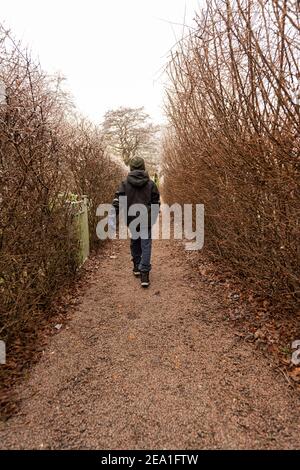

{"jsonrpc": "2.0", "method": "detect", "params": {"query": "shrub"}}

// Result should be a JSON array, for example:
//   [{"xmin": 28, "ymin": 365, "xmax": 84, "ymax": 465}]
[
  {"xmin": 162, "ymin": 0, "xmax": 300, "ymax": 312},
  {"xmin": 0, "ymin": 27, "xmax": 123, "ymax": 415}
]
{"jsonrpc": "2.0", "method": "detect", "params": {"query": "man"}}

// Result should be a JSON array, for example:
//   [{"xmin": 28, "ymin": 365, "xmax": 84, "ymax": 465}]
[{"xmin": 111, "ymin": 156, "xmax": 160, "ymax": 288}]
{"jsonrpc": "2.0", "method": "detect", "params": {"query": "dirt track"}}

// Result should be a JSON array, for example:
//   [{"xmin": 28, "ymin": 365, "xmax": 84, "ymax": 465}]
[{"xmin": 1, "ymin": 238, "xmax": 300, "ymax": 449}]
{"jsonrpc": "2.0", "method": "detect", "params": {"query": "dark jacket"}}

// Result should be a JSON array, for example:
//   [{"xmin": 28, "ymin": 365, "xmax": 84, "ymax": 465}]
[{"xmin": 112, "ymin": 170, "xmax": 160, "ymax": 227}]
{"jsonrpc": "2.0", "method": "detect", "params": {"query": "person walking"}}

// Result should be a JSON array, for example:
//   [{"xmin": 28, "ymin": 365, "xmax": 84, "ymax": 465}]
[{"xmin": 111, "ymin": 156, "xmax": 160, "ymax": 287}]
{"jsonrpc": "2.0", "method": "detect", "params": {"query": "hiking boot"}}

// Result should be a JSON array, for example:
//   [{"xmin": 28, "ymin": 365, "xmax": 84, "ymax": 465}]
[
  {"xmin": 140, "ymin": 271, "xmax": 150, "ymax": 288},
  {"xmin": 133, "ymin": 264, "xmax": 140, "ymax": 276}
]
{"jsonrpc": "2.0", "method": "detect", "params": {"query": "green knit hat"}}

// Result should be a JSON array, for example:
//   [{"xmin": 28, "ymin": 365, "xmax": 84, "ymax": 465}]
[{"xmin": 129, "ymin": 156, "xmax": 145, "ymax": 171}]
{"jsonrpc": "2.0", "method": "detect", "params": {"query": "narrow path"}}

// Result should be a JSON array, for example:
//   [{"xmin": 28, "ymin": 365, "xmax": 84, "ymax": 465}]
[{"xmin": 1, "ymin": 239, "xmax": 300, "ymax": 449}]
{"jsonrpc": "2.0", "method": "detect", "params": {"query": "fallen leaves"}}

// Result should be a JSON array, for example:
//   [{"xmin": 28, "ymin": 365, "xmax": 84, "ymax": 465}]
[
  {"xmin": 288, "ymin": 368, "xmax": 300, "ymax": 383},
  {"xmin": 127, "ymin": 333, "xmax": 136, "ymax": 341},
  {"xmin": 0, "ymin": 248, "xmax": 103, "ymax": 420},
  {"xmin": 184, "ymin": 249, "xmax": 300, "ymax": 393}
]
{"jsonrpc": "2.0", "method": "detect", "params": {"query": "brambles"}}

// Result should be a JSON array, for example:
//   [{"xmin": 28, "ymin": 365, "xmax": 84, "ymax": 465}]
[{"xmin": 162, "ymin": 0, "xmax": 300, "ymax": 313}]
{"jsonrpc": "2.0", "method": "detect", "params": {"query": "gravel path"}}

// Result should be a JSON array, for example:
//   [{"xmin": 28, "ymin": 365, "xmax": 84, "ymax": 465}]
[{"xmin": 1, "ymin": 238, "xmax": 300, "ymax": 449}]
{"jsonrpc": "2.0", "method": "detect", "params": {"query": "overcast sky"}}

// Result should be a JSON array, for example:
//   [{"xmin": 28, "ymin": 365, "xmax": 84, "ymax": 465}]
[{"xmin": 1, "ymin": 0, "xmax": 202, "ymax": 124}]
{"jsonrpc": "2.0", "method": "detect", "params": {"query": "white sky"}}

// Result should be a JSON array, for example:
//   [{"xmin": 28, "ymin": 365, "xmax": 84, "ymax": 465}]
[{"xmin": 0, "ymin": 0, "xmax": 202, "ymax": 124}]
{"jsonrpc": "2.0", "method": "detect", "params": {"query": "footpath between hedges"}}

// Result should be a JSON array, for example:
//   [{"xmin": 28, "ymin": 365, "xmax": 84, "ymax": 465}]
[{"xmin": 1, "ymin": 238, "xmax": 300, "ymax": 449}]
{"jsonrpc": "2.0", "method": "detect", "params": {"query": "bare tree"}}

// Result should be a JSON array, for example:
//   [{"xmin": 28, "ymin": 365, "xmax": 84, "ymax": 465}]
[{"xmin": 102, "ymin": 106, "xmax": 160, "ymax": 168}]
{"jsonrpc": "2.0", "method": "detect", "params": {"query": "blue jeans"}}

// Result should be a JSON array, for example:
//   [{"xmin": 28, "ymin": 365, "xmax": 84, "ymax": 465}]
[{"xmin": 130, "ymin": 228, "xmax": 152, "ymax": 272}]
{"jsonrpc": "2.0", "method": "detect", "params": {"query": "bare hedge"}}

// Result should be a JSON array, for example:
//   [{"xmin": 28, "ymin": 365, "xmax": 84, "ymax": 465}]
[
  {"xmin": 162, "ymin": 0, "xmax": 300, "ymax": 312},
  {"xmin": 65, "ymin": 118, "xmax": 124, "ymax": 246},
  {"xmin": 0, "ymin": 26, "xmax": 123, "ymax": 404}
]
